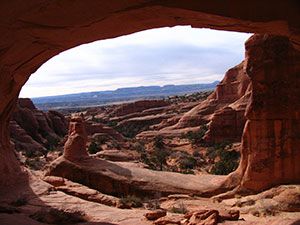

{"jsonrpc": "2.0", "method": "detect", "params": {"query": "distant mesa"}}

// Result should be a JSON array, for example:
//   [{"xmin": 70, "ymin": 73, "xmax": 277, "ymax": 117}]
[{"xmin": 31, "ymin": 82, "xmax": 219, "ymax": 110}]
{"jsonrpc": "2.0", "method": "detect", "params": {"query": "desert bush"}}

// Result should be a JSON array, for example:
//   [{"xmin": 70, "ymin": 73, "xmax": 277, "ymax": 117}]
[
  {"xmin": 185, "ymin": 124, "xmax": 208, "ymax": 145},
  {"xmin": 211, "ymin": 149, "xmax": 240, "ymax": 175},
  {"xmin": 106, "ymin": 120, "xmax": 118, "ymax": 127},
  {"xmin": 192, "ymin": 150, "xmax": 201, "ymax": 157},
  {"xmin": 88, "ymin": 141, "xmax": 101, "ymax": 154},
  {"xmin": 46, "ymin": 135, "xmax": 59, "ymax": 151},
  {"xmin": 153, "ymin": 135, "xmax": 164, "ymax": 149},
  {"xmin": 180, "ymin": 156, "xmax": 197, "ymax": 170},
  {"xmin": 169, "ymin": 202, "xmax": 188, "ymax": 214},
  {"xmin": 153, "ymin": 148, "xmax": 170, "ymax": 171},
  {"xmin": 119, "ymin": 195, "xmax": 143, "ymax": 208},
  {"xmin": 132, "ymin": 141, "xmax": 145, "ymax": 152}
]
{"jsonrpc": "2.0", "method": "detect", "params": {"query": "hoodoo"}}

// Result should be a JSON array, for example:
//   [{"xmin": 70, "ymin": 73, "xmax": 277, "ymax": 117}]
[{"xmin": 63, "ymin": 116, "xmax": 89, "ymax": 161}]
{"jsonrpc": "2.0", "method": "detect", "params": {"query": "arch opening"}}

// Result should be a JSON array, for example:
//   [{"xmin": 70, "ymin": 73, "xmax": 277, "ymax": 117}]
[
  {"xmin": 0, "ymin": 2, "xmax": 300, "ymax": 216},
  {"xmin": 15, "ymin": 27, "xmax": 250, "ymax": 185}
]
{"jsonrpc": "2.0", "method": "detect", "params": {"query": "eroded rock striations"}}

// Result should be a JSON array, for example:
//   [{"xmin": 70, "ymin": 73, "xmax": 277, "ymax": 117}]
[
  {"xmin": 10, "ymin": 98, "xmax": 68, "ymax": 155},
  {"xmin": 226, "ymin": 34, "xmax": 300, "ymax": 192},
  {"xmin": 138, "ymin": 61, "xmax": 250, "ymax": 144}
]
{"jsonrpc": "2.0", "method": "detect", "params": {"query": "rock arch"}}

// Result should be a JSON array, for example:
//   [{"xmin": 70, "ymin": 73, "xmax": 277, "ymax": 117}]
[{"xmin": 1, "ymin": 1, "xmax": 300, "ymax": 191}]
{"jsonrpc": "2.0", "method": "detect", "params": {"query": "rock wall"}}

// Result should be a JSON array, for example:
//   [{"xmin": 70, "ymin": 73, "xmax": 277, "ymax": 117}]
[
  {"xmin": 141, "ymin": 61, "xmax": 250, "ymax": 143},
  {"xmin": 10, "ymin": 98, "xmax": 68, "ymax": 156},
  {"xmin": 230, "ymin": 34, "xmax": 300, "ymax": 192},
  {"xmin": 203, "ymin": 62, "xmax": 251, "ymax": 143}
]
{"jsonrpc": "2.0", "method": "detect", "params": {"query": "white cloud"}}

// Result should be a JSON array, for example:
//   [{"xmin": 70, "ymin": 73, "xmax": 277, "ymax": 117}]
[{"xmin": 20, "ymin": 26, "xmax": 252, "ymax": 98}]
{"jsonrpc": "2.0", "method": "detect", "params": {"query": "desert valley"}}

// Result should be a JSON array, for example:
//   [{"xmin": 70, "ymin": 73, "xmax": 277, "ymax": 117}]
[
  {"xmin": 5, "ymin": 49, "xmax": 300, "ymax": 224},
  {"xmin": 1, "ymin": 1, "xmax": 300, "ymax": 225}
]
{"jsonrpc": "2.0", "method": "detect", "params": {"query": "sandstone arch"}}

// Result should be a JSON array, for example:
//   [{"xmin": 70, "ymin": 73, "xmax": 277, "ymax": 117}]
[{"xmin": 1, "ymin": 1, "xmax": 300, "ymax": 192}]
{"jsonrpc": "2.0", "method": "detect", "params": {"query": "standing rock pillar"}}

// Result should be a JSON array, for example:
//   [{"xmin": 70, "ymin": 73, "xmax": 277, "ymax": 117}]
[
  {"xmin": 63, "ymin": 116, "xmax": 89, "ymax": 161},
  {"xmin": 230, "ymin": 34, "xmax": 300, "ymax": 192}
]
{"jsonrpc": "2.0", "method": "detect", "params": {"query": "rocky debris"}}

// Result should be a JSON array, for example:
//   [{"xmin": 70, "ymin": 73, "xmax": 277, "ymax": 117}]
[
  {"xmin": 185, "ymin": 209, "xmax": 219, "ymax": 225},
  {"xmin": 183, "ymin": 209, "xmax": 239, "ymax": 225},
  {"xmin": 144, "ymin": 209, "xmax": 167, "ymax": 220},
  {"xmin": 110, "ymin": 100, "xmax": 169, "ymax": 117},
  {"xmin": 43, "ymin": 176, "xmax": 119, "ymax": 207},
  {"xmin": 10, "ymin": 98, "xmax": 68, "ymax": 155},
  {"xmin": 153, "ymin": 215, "xmax": 183, "ymax": 225},
  {"xmin": 218, "ymin": 209, "xmax": 240, "ymax": 221},
  {"xmin": 150, "ymin": 209, "xmax": 240, "ymax": 225},
  {"xmin": 63, "ymin": 116, "xmax": 89, "ymax": 161},
  {"xmin": 223, "ymin": 185, "xmax": 300, "ymax": 214}
]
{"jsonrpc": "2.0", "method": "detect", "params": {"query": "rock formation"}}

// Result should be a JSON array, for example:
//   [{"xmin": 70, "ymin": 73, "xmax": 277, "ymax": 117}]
[
  {"xmin": 110, "ymin": 100, "xmax": 169, "ymax": 117},
  {"xmin": 225, "ymin": 34, "xmax": 300, "ymax": 193},
  {"xmin": 63, "ymin": 116, "xmax": 89, "ymax": 161},
  {"xmin": 0, "ymin": 1, "xmax": 300, "ymax": 192},
  {"xmin": 10, "ymin": 98, "xmax": 68, "ymax": 155},
  {"xmin": 138, "ymin": 61, "xmax": 250, "ymax": 143}
]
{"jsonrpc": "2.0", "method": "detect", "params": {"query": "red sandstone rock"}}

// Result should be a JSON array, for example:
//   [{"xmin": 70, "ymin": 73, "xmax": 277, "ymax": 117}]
[
  {"xmin": 138, "ymin": 61, "xmax": 250, "ymax": 143},
  {"xmin": 46, "ymin": 156, "xmax": 227, "ymax": 197},
  {"xmin": 110, "ymin": 100, "xmax": 169, "ymax": 117},
  {"xmin": 85, "ymin": 122, "xmax": 124, "ymax": 142},
  {"xmin": 224, "ymin": 34, "xmax": 300, "ymax": 192},
  {"xmin": 186, "ymin": 210, "xmax": 219, "ymax": 225},
  {"xmin": 144, "ymin": 209, "xmax": 167, "ymax": 220},
  {"xmin": 218, "ymin": 209, "xmax": 240, "ymax": 221},
  {"xmin": 1, "ymin": 0, "xmax": 300, "ymax": 193},
  {"xmin": 10, "ymin": 98, "xmax": 67, "ymax": 155},
  {"xmin": 63, "ymin": 116, "xmax": 89, "ymax": 161},
  {"xmin": 47, "ymin": 110, "xmax": 68, "ymax": 136}
]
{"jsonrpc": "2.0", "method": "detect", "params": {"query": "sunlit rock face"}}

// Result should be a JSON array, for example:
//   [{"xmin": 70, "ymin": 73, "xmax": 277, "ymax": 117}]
[
  {"xmin": 202, "ymin": 62, "xmax": 251, "ymax": 143},
  {"xmin": 0, "ymin": 1, "xmax": 300, "ymax": 190},
  {"xmin": 234, "ymin": 34, "xmax": 300, "ymax": 191},
  {"xmin": 63, "ymin": 116, "xmax": 89, "ymax": 161}
]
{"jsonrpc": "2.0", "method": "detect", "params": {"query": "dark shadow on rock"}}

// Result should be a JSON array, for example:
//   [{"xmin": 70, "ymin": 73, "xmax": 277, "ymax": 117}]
[{"xmin": 82, "ymin": 223, "xmax": 118, "ymax": 225}]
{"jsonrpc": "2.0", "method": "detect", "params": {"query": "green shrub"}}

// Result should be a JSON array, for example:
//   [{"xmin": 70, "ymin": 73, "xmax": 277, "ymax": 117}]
[
  {"xmin": 132, "ymin": 141, "xmax": 145, "ymax": 152},
  {"xmin": 106, "ymin": 120, "xmax": 118, "ymax": 127},
  {"xmin": 88, "ymin": 141, "xmax": 101, "ymax": 154},
  {"xmin": 119, "ymin": 195, "xmax": 143, "ymax": 208},
  {"xmin": 210, "ymin": 149, "xmax": 240, "ymax": 175},
  {"xmin": 192, "ymin": 150, "xmax": 201, "ymax": 157},
  {"xmin": 46, "ymin": 135, "xmax": 59, "ymax": 151},
  {"xmin": 180, "ymin": 156, "xmax": 197, "ymax": 170},
  {"xmin": 153, "ymin": 135, "xmax": 164, "ymax": 149},
  {"xmin": 185, "ymin": 124, "xmax": 208, "ymax": 145},
  {"xmin": 170, "ymin": 202, "xmax": 188, "ymax": 214}
]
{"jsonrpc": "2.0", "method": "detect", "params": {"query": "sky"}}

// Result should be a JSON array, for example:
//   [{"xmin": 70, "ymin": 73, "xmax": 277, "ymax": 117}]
[{"xmin": 20, "ymin": 26, "xmax": 252, "ymax": 98}]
